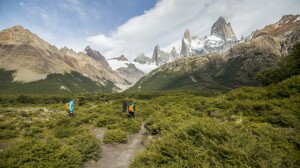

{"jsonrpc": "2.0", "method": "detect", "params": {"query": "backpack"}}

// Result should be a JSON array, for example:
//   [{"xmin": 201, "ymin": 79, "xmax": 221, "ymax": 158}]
[
  {"xmin": 65, "ymin": 103, "xmax": 69, "ymax": 111},
  {"xmin": 128, "ymin": 104, "xmax": 134, "ymax": 112}
]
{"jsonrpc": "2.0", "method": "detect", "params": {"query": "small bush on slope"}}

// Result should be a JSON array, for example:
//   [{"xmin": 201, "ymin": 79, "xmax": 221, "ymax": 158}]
[
  {"xmin": 0, "ymin": 139, "xmax": 82, "ymax": 168},
  {"xmin": 67, "ymin": 133, "xmax": 101, "ymax": 161},
  {"xmin": 103, "ymin": 128, "xmax": 128, "ymax": 144}
]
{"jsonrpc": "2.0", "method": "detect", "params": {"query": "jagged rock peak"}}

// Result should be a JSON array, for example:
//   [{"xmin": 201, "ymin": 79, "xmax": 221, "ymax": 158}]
[
  {"xmin": 170, "ymin": 47, "xmax": 179, "ymax": 59},
  {"xmin": 171, "ymin": 47, "xmax": 177, "ymax": 53},
  {"xmin": 85, "ymin": 45, "xmax": 91, "ymax": 50},
  {"xmin": 134, "ymin": 52, "xmax": 152, "ymax": 65},
  {"xmin": 84, "ymin": 45, "xmax": 111, "ymax": 70},
  {"xmin": 184, "ymin": 29, "xmax": 191, "ymax": 40},
  {"xmin": 152, "ymin": 45, "xmax": 161, "ymax": 66},
  {"xmin": 279, "ymin": 14, "xmax": 300, "ymax": 23},
  {"xmin": 60, "ymin": 46, "xmax": 76, "ymax": 53},
  {"xmin": 211, "ymin": 16, "xmax": 237, "ymax": 42},
  {"xmin": 216, "ymin": 17, "xmax": 226, "ymax": 25},
  {"xmin": 109, "ymin": 55, "xmax": 128, "ymax": 61},
  {"xmin": 180, "ymin": 38, "xmax": 189, "ymax": 57},
  {"xmin": 84, "ymin": 45, "xmax": 102, "ymax": 56},
  {"xmin": 154, "ymin": 45, "xmax": 161, "ymax": 51},
  {"xmin": 117, "ymin": 55, "xmax": 128, "ymax": 61}
]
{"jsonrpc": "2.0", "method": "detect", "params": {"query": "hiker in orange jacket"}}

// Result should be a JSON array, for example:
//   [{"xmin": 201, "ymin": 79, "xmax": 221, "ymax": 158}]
[{"xmin": 127, "ymin": 99, "xmax": 136, "ymax": 118}]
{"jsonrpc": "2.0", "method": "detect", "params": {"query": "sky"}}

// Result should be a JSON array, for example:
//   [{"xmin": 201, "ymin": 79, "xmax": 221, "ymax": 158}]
[{"xmin": 1, "ymin": 0, "xmax": 299, "ymax": 60}]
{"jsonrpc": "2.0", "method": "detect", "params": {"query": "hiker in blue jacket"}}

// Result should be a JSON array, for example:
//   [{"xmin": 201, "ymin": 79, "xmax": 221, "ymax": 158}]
[{"xmin": 69, "ymin": 99, "xmax": 75, "ymax": 117}]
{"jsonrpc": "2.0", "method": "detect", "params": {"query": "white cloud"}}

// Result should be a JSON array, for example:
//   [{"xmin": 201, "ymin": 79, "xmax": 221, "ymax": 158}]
[
  {"xmin": 86, "ymin": 0, "xmax": 300, "ymax": 60},
  {"xmin": 87, "ymin": 34, "xmax": 125, "ymax": 50}
]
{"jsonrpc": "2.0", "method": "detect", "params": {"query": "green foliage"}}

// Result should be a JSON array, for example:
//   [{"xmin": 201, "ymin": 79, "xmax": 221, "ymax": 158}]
[
  {"xmin": 0, "ymin": 139, "xmax": 82, "ymax": 168},
  {"xmin": 103, "ymin": 129, "xmax": 128, "ymax": 144},
  {"xmin": 131, "ymin": 119, "xmax": 299, "ymax": 167},
  {"xmin": 127, "ymin": 70, "xmax": 230, "ymax": 93},
  {"xmin": 67, "ymin": 133, "xmax": 101, "ymax": 161},
  {"xmin": 256, "ymin": 42, "xmax": 300, "ymax": 85},
  {"xmin": 118, "ymin": 119, "xmax": 141, "ymax": 134},
  {"xmin": 266, "ymin": 75, "xmax": 300, "ymax": 98},
  {"xmin": 0, "ymin": 75, "xmax": 299, "ymax": 167},
  {"xmin": 23, "ymin": 125, "xmax": 43, "ymax": 137},
  {"xmin": 49, "ymin": 117, "xmax": 87, "ymax": 139},
  {"xmin": 129, "ymin": 76, "xmax": 300, "ymax": 167},
  {"xmin": 96, "ymin": 115, "xmax": 121, "ymax": 127},
  {"xmin": 0, "ymin": 122, "xmax": 18, "ymax": 139}
]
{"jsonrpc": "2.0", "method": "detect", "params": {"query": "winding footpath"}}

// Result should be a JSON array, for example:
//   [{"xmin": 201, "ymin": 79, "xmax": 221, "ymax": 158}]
[{"xmin": 84, "ymin": 124, "xmax": 146, "ymax": 168}]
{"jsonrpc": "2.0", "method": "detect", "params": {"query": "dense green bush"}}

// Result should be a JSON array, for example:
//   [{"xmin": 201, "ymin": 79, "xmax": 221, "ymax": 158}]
[
  {"xmin": 103, "ymin": 129, "xmax": 128, "ymax": 144},
  {"xmin": 0, "ymin": 139, "xmax": 82, "ymax": 168},
  {"xmin": 96, "ymin": 115, "xmax": 121, "ymax": 127},
  {"xmin": 67, "ymin": 133, "xmax": 101, "ymax": 161},
  {"xmin": 131, "ymin": 118, "xmax": 299, "ymax": 167},
  {"xmin": 23, "ymin": 125, "xmax": 43, "ymax": 137},
  {"xmin": 0, "ymin": 122, "xmax": 18, "ymax": 139}
]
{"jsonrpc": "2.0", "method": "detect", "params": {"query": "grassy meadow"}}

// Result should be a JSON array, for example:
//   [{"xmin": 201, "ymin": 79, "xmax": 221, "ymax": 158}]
[{"xmin": 0, "ymin": 75, "xmax": 299, "ymax": 167}]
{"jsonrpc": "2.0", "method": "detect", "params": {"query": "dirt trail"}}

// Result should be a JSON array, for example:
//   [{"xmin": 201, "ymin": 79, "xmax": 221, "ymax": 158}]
[{"xmin": 84, "ymin": 124, "xmax": 146, "ymax": 168}]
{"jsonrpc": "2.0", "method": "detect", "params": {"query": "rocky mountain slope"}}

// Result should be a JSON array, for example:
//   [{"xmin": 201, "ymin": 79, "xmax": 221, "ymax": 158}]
[
  {"xmin": 116, "ymin": 63, "xmax": 145, "ymax": 84},
  {"xmin": 128, "ymin": 15, "xmax": 300, "ymax": 92},
  {"xmin": 0, "ymin": 26, "xmax": 129, "ymax": 93},
  {"xmin": 84, "ymin": 46, "xmax": 111, "ymax": 70}
]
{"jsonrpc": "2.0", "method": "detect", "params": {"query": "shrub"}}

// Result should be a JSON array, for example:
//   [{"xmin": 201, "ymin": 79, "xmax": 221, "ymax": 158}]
[
  {"xmin": 16, "ymin": 95, "xmax": 35, "ymax": 104},
  {"xmin": 0, "ymin": 122, "xmax": 18, "ymax": 139},
  {"xmin": 53, "ymin": 126, "xmax": 80, "ymax": 139},
  {"xmin": 73, "ymin": 112, "xmax": 91, "ymax": 125},
  {"xmin": 49, "ymin": 117, "xmax": 85, "ymax": 138},
  {"xmin": 114, "ymin": 119, "xmax": 141, "ymax": 134},
  {"xmin": 266, "ymin": 75, "xmax": 300, "ymax": 98},
  {"xmin": 130, "ymin": 118, "xmax": 299, "ymax": 167},
  {"xmin": 23, "ymin": 125, "xmax": 43, "ymax": 137},
  {"xmin": 103, "ymin": 129, "xmax": 128, "ymax": 144},
  {"xmin": 0, "ymin": 139, "xmax": 82, "ymax": 168},
  {"xmin": 67, "ymin": 133, "xmax": 101, "ymax": 161},
  {"xmin": 95, "ymin": 115, "xmax": 120, "ymax": 127}
]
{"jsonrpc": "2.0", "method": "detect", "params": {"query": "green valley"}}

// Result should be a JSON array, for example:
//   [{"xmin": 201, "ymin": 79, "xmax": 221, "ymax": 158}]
[
  {"xmin": 0, "ymin": 69, "xmax": 115, "ymax": 94},
  {"xmin": 0, "ymin": 74, "xmax": 299, "ymax": 167}
]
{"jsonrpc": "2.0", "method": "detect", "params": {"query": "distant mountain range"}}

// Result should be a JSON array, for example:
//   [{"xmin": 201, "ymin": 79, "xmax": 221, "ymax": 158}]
[
  {"xmin": 134, "ymin": 16, "xmax": 242, "ymax": 66},
  {"xmin": 0, "ymin": 14, "xmax": 299, "ymax": 94},
  {"xmin": 128, "ymin": 15, "xmax": 300, "ymax": 93}
]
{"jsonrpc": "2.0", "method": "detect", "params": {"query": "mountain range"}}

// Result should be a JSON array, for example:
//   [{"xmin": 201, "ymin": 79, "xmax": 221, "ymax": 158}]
[
  {"xmin": 133, "ymin": 16, "xmax": 240, "ymax": 66},
  {"xmin": 128, "ymin": 15, "xmax": 300, "ymax": 93},
  {"xmin": 0, "ymin": 26, "xmax": 132, "ymax": 93},
  {"xmin": 0, "ymin": 14, "xmax": 299, "ymax": 94}
]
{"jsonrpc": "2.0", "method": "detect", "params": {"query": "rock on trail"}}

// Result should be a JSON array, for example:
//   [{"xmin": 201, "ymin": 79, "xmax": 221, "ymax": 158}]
[{"xmin": 85, "ymin": 124, "xmax": 146, "ymax": 168}]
